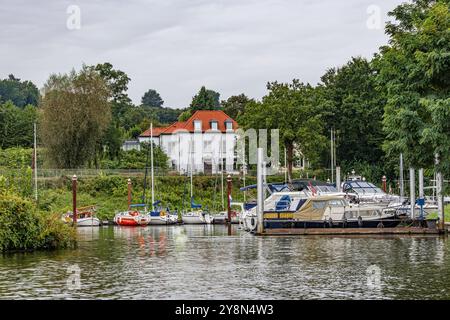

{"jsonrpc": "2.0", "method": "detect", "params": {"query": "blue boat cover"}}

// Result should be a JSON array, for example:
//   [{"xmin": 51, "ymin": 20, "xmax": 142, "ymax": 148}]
[{"xmin": 191, "ymin": 196, "xmax": 202, "ymax": 209}]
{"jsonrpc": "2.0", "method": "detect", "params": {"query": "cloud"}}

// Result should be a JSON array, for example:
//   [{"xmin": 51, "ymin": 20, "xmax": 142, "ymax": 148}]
[{"xmin": 0, "ymin": 0, "xmax": 403, "ymax": 108}]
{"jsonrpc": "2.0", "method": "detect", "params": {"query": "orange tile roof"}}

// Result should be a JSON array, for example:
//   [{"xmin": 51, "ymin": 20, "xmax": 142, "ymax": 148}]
[
  {"xmin": 140, "ymin": 126, "xmax": 168, "ymax": 137},
  {"xmin": 140, "ymin": 110, "xmax": 237, "ymax": 136},
  {"xmin": 182, "ymin": 110, "xmax": 238, "ymax": 133}
]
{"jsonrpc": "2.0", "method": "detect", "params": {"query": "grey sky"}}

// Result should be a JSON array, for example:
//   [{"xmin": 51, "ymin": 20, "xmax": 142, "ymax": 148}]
[{"xmin": 0, "ymin": 0, "xmax": 404, "ymax": 108}]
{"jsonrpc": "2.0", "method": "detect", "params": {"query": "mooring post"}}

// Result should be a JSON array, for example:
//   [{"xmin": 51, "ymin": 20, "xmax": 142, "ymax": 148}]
[
  {"xmin": 72, "ymin": 175, "xmax": 77, "ymax": 225},
  {"xmin": 409, "ymin": 168, "xmax": 415, "ymax": 220},
  {"xmin": 437, "ymin": 171, "xmax": 444, "ymax": 231},
  {"xmin": 256, "ymin": 148, "xmax": 264, "ymax": 234},
  {"xmin": 400, "ymin": 153, "xmax": 404, "ymax": 203},
  {"xmin": 336, "ymin": 166, "xmax": 341, "ymax": 192},
  {"xmin": 418, "ymin": 169, "xmax": 424, "ymax": 219},
  {"xmin": 227, "ymin": 174, "xmax": 232, "ymax": 224},
  {"xmin": 127, "ymin": 178, "xmax": 132, "ymax": 211},
  {"xmin": 382, "ymin": 175, "xmax": 387, "ymax": 193}
]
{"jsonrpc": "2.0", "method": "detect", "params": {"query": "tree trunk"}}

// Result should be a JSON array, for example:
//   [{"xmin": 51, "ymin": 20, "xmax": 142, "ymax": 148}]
[{"xmin": 286, "ymin": 143, "xmax": 294, "ymax": 184}]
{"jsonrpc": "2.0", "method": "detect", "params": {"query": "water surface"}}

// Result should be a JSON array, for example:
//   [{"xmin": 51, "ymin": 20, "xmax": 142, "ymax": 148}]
[{"xmin": 0, "ymin": 225, "xmax": 449, "ymax": 299}]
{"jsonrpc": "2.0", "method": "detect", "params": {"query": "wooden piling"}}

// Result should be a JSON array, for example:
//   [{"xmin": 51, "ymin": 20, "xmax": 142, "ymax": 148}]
[
  {"xmin": 127, "ymin": 178, "xmax": 132, "ymax": 211},
  {"xmin": 72, "ymin": 175, "xmax": 77, "ymax": 225}
]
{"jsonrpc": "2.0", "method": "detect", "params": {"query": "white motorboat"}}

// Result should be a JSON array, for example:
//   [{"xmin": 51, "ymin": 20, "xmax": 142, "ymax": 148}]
[
  {"xmin": 182, "ymin": 210, "xmax": 214, "ymax": 224},
  {"xmin": 61, "ymin": 205, "xmax": 101, "ymax": 227}
]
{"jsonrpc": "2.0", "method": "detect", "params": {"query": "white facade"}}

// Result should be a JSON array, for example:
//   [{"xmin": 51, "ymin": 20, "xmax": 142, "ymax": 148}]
[{"xmin": 160, "ymin": 129, "xmax": 236, "ymax": 174}]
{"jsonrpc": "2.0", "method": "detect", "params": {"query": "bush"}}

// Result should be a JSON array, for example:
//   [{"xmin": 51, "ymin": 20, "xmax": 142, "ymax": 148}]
[{"xmin": 0, "ymin": 193, "xmax": 76, "ymax": 252}]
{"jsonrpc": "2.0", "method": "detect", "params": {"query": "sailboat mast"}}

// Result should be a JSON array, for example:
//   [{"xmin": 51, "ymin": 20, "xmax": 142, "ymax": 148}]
[
  {"xmin": 221, "ymin": 137, "xmax": 224, "ymax": 211},
  {"xmin": 243, "ymin": 146, "xmax": 246, "ymax": 203},
  {"xmin": 150, "ymin": 123, "xmax": 154, "ymax": 211},
  {"xmin": 190, "ymin": 137, "xmax": 193, "ymax": 199},
  {"xmin": 33, "ymin": 122, "xmax": 38, "ymax": 201}
]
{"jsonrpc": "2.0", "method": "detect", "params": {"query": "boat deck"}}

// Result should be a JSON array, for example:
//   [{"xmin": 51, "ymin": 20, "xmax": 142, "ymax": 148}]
[{"xmin": 256, "ymin": 227, "xmax": 444, "ymax": 236}]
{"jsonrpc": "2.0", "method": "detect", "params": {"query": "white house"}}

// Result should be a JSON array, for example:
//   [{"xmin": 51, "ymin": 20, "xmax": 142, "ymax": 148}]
[{"xmin": 138, "ymin": 110, "xmax": 238, "ymax": 174}]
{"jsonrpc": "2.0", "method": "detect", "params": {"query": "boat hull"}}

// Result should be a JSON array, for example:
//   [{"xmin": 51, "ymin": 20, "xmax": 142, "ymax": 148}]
[
  {"xmin": 264, "ymin": 217, "xmax": 402, "ymax": 229},
  {"xmin": 148, "ymin": 216, "xmax": 178, "ymax": 225},
  {"xmin": 76, "ymin": 217, "xmax": 101, "ymax": 227},
  {"xmin": 182, "ymin": 214, "xmax": 213, "ymax": 224}
]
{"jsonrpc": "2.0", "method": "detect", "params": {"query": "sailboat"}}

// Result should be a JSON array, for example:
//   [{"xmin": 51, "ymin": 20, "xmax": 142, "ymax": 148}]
[
  {"xmin": 146, "ymin": 123, "xmax": 178, "ymax": 225},
  {"xmin": 181, "ymin": 138, "xmax": 213, "ymax": 224}
]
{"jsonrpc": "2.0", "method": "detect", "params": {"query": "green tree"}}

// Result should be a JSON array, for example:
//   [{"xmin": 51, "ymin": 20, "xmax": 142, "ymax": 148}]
[
  {"xmin": 0, "ymin": 75, "xmax": 40, "ymax": 107},
  {"xmin": 375, "ymin": 0, "xmax": 450, "ymax": 173},
  {"xmin": 141, "ymin": 89, "xmax": 164, "ymax": 107},
  {"xmin": 190, "ymin": 86, "xmax": 220, "ymax": 111},
  {"xmin": 221, "ymin": 94, "xmax": 253, "ymax": 119},
  {"xmin": 0, "ymin": 101, "xmax": 37, "ymax": 148},
  {"xmin": 240, "ymin": 80, "xmax": 327, "ymax": 182},
  {"xmin": 40, "ymin": 66, "xmax": 112, "ymax": 168},
  {"xmin": 178, "ymin": 110, "xmax": 192, "ymax": 122},
  {"xmin": 317, "ymin": 57, "xmax": 386, "ymax": 167}
]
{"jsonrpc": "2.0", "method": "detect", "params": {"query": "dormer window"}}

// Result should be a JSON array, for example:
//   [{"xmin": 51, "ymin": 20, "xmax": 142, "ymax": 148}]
[
  {"xmin": 225, "ymin": 120, "xmax": 233, "ymax": 130},
  {"xmin": 194, "ymin": 120, "xmax": 202, "ymax": 131},
  {"xmin": 210, "ymin": 120, "xmax": 218, "ymax": 130}
]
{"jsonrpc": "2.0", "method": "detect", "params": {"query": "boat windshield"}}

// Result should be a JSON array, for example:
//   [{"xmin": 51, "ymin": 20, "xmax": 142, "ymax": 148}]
[
  {"xmin": 344, "ymin": 181, "xmax": 384, "ymax": 195},
  {"xmin": 315, "ymin": 185, "xmax": 338, "ymax": 193},
  {"xmin": 264, "ymin": 194, "xmax": 306, "ymax": 212}
]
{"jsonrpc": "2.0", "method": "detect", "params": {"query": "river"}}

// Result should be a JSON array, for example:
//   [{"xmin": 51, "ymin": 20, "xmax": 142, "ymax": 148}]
[{"xmin": 0, "ymin": 225, "xmax": 449, "ymax": 299}]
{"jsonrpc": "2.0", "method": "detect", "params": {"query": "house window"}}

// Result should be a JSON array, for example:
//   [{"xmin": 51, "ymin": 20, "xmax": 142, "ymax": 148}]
[
  {"xmin": 194, "ymin": 120, "xmax": 202, "ymax": 131},
  {"xmin": 225, "ymin": 121, "xmax": 233, "ymax": 130},
  {"xmin": 204, "ymin": 140, "xmax": 212, "ymax": 152},
  {"xmin": 210, "ymin": 121, "xmax": 218, "ymax": 130}
]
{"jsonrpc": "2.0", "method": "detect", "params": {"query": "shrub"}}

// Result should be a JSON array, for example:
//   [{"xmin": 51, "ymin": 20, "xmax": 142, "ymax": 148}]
[{"xmin": 0, "ymin": 193, "xmax": 76, "ymax": 252}]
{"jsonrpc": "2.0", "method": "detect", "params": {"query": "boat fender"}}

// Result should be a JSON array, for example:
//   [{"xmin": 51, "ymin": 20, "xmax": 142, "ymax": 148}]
[
  {"xmin": 358, "ymin": 216, "xmax": 363, "ymax": 227},
  {"xmin": 249, "ymin": 217, "xmax": 257, "ymax": 230}
]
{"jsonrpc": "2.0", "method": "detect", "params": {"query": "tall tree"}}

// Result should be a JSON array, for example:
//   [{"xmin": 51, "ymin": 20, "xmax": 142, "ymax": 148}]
[
  {"xmin": 221, "ymin": 94, "xmax": 253, "ymax": 119},
  {"xmin": 0, "ymin": 75, "xmax": 40, "ymax": 107},
  {"xmin": 0, "ymin": 102, "xmax": 37, "ymax": 148},
  {"xmin": 240, "ymin": 80, "xmax": 327, "ymax": 182},
  {"xmin": 40, "ymin": 66, "xmax": 111, "ymax": 168},
  {"xmin": 190, "ymin": 86, "xmax": 220, "ymax": 111},
  {"xmin": 375, "ymin": 0, "xmax": 450, "ymax": 173},
  {"xmin": 141, "ymin": 89, "xmax": 164, "ymax": 107},
  {"xmin": 317, "ymin": 57, "xmax": 386, "ymax": 167}
]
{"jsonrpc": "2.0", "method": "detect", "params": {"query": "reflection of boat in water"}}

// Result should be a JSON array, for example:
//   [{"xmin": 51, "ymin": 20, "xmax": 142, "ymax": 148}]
[
  {"xmin": 264, "ymin": 195, "xmax": 402, "ymax": 229},
  {"xmin": 114, "ymin": 204, "xmax": 150, "ymax": 226},
  {"xmin": 62, "ymin": 205, "xmax": 101, "ymax": 227}
]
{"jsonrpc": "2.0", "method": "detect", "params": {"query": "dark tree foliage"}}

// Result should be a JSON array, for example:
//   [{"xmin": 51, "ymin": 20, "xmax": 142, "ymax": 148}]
[
  {"xmin": 190, "ymin": 86, "xmax": 220, "ymax": 111},
  {"xmin": 0, "ymin": 101, "xmax": 37, "ymax": 148},
  {"xmin": 317, "ymin": 57, "xmax": 386, "ymax": 167},
  {"xmin": 141, "ymin": 89, "xmax": 164, "ymax": 107},
  {"xmin": 221, "ymin": 94, "xmax": 253, "ymax": 119},
  {"xmin": 0, "ymin": 74, "xmax": 40, "ymax": 107}
]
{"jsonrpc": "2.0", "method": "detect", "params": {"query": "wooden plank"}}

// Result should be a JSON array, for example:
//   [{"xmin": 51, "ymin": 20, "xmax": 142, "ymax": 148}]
[{"xmin": 256, "ymin": 227, "xmax": 442, "ymax": 236}]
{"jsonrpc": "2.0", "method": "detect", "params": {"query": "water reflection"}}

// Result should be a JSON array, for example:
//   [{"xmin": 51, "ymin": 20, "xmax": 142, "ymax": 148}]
[{"xmin": 0, "ymin": 225, "xmax": 449, "ymax": 300}]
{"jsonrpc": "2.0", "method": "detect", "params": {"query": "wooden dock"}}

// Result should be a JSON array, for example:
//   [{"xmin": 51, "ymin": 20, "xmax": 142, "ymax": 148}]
[{"xmin": 256, "ymin": 227, "xmax": 444, "ymax": 236}]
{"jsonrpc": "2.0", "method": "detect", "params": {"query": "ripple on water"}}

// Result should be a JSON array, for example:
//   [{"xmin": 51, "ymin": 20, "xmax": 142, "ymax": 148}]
[{"xmin": 1, "ymin": 226, "xmax": 450, "ymax": 299}]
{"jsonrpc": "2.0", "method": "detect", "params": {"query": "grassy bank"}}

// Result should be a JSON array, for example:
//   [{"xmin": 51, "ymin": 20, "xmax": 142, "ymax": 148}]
[{"xmin": 36, "ymin": 174, "xmax": 261, "ymax": 221}]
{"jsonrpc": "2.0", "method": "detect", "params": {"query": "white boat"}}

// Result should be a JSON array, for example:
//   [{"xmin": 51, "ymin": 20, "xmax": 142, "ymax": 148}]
[
  {"xmin": 148, "ymin": 210, "xmax": 178, "ymax": 225},
  {"xmin": 62, "ymin": 205, "xmax": 101, "ymax": 227},
  {"xmin": 182, "ymin": 210, "xmax": 214, "ymax": 224}
]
